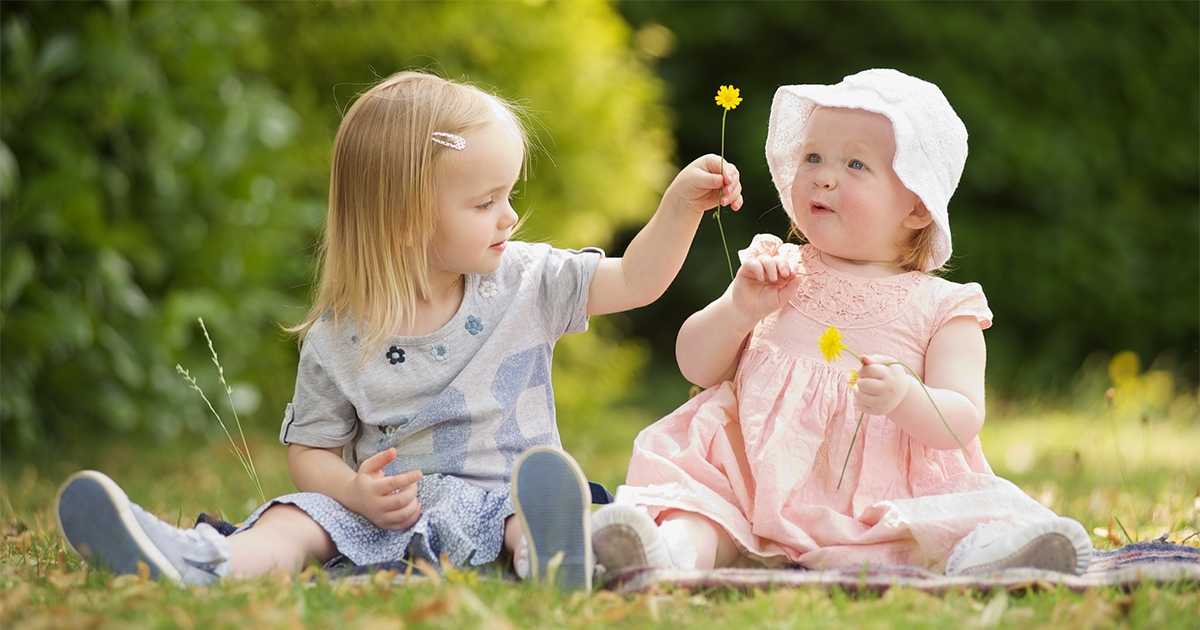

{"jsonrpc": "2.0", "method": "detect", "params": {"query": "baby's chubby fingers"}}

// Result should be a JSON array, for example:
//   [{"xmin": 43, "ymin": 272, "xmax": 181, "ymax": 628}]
[{"xmin": 739, "ymin": 254, "xmax": 794, "ymax": 284}]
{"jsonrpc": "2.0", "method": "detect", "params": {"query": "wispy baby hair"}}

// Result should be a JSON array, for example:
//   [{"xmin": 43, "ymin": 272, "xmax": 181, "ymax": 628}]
[{"xmin": 289, "ymin": 70, "xmax": 529, "ymax": 357}]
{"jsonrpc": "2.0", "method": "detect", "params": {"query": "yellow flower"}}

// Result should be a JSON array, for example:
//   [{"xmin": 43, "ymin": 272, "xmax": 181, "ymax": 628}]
[
  {"xmin": 817, "ymin": 326, "xmax": 847, "ymax": 363},
  {"xmin": 847, "ymin": 369, "xmax": 859, "ymax": 387},
  {"xmin": 715, "ymin": 85, "xmax": 742, "ymax": 111}
]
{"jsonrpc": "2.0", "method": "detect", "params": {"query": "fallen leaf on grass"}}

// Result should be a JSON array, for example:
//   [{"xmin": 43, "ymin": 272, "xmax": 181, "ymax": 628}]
[
  {"xmin": 47, "ymin": 568, "xmax": 87, "ymax": 589},
  {"xmin": 4, "ymin": 533, "xmax": 33, "ymax": 555},
  {"xmin": 408, "ymin": 593, "xmax": 453, "ymax": 624},
  {"xmin": 412, "ymin": 558, "xmax": 441, "ymax": 587},
  {"xmin": 974, "ymin": 591, "xmax": 1008, "ymax": 628},
  {"xmin": 358, "ymin": 614, "xmax": 407, "ymax": 630},
  {"xmin": 1005, "ymin": 579, "xmax": 1058, "ymax": 593},
  {"xmin": 0, "ymin": 582, "xmax": 32, "ymax": 621},
  {"xmin": 373, "ymin": 568, "xmax": 399, "ymax": 590}
]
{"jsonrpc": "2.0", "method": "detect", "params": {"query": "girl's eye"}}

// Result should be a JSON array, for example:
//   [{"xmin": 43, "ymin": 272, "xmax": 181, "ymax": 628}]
[
  {"xmin": 477, "ymin": 199, "xmax": 494, "ymax": 210},
  {"xmin": 805, "ymin": 153, "xmax": 821, "ymax": 164},
  {"xmin": 849, "ymin": 160, "xmax": 865, "ymax": 170}
]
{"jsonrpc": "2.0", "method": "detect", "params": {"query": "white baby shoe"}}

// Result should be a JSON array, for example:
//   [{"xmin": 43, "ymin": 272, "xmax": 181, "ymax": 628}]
[
  {"xmin": 946, "ymin": 517, "xmax": 1093, "ymax": 576},
  {"xmin": 591, "ymin": 504, "xmax": 682, "ymax": 574}
]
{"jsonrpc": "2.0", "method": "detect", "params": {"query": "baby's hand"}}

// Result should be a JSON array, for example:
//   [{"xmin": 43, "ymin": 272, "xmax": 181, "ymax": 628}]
[
  {"xmin": 854, "ymin": 355, "xmax": 911, "ymax": 416},
  {"xmin": 663, "ymin": 154, "xmax": 744, "ymax": 215},
  {"xmin": 344, "ymin": 448, "xmax": 423, "ymax": 531},
  {"xmin": 731, "ymin": 253, "xmax": 802, "ymax": 324}
]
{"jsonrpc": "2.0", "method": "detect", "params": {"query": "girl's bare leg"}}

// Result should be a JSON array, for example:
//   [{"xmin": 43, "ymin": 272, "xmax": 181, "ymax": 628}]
[
  {"xmin": 503, "ymin": 515, "xmax": 524, "ymax": 554},
  {"xmin": 227, "ymin": 504, "xmax": 338, "ymax": 576},
  {"xmin": 659, "ymin": 510, "xmax": 740, "ymax": 569}
]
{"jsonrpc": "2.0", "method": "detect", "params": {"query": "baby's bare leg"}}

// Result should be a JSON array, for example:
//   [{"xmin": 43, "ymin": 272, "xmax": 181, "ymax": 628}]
[
  {"xmin": 660, "ymin": 510, "xmax": 740, "ymax": 569},
  {"xmin": 227, "ymin": 504, "xmax": 338, "ymax": 576}
]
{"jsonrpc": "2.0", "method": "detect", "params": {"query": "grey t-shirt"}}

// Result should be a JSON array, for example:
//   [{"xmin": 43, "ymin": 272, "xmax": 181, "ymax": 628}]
[{"xmin": 280, "ymin": 242, "xmax": 603, "ymax": 491}]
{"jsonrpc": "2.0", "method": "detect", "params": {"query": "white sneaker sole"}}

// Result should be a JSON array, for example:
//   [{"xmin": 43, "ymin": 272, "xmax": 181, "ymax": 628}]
[
  {"xmin": 510, "ymin": 446, "xmax": 593, "ymax": 591},
  {"xmin": 56, "ymin": 470, "xmax": 182, "ymax": 583},
  {"xmin": 591, "ymin": 504, "xmax": 673, "ymax": 573},
  {"xmin": 953, "ymin": 517, "xmax": 1093, "ymax": 576}
]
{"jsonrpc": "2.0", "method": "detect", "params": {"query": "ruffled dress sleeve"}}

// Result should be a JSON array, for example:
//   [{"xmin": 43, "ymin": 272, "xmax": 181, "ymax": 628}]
[{"xmin": 932, "ymin": 281, "xmax": 993, "ymax": 331}]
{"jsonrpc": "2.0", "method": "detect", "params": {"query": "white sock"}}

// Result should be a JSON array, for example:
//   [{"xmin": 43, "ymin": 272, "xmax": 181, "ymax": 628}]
[
  {"xmin": 514, "ymin": 534, "xmax": 530, "ymax": 579},
  {"xmin": 658, "ymin": 520, "xmax": 698, "ymax": 570}
]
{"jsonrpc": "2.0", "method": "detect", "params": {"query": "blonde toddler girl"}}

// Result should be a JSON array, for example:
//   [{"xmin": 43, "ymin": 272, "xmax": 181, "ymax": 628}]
[{"xmin": 56, "ymin": 70, "xmax": 743, "ymax": 591}]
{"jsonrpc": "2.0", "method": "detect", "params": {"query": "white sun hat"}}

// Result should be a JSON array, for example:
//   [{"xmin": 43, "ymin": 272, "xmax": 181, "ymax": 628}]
[{"xmin": 765, "ymin": 68, "xmax": 968, "ymax": 271}]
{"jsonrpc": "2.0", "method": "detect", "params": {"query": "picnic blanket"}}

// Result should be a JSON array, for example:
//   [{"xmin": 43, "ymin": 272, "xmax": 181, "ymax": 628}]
[
  {"xmin": 597, "ymin": 537, "xmax": 1200, "ymax": 595},
  {"xmin": 197, "ymin": 514, "xmax": 1197, "ymax": 593}
]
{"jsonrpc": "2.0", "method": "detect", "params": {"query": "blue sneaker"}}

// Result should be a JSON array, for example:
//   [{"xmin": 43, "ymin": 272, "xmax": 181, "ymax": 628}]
[
  {"xmin": 56, "ymin": 470, "xmax": 232, "ymax": 585},
  {"xmin": 510, "ymin": 446, "xmax": 593, "ymax": 591}
]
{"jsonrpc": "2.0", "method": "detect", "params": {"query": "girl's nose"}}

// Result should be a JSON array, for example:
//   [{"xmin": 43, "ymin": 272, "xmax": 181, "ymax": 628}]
[
  {"xmin": 500, "ymin": 201, "xmax": 519, "ymax": 229},
  {"xmin": 812, "ymin": 165, "xmax": 836, "ymax": 189}
]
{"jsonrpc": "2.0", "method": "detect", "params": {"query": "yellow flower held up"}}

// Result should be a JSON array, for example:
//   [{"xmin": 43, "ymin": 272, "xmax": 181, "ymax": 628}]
[
  {"xmin": 847, "ymin": 369, "xmax": 859, "ymax": 387},
  {"xmin": 715, "ymin": 85, "xmax": 743, "ymax": 111},
  {"xmin": 711, "ymin": 84, "xmax": 744, "ymax": 280},
  {"xmin": 817, "ymin": 326, "xmax": 849, "ymax": 363}
]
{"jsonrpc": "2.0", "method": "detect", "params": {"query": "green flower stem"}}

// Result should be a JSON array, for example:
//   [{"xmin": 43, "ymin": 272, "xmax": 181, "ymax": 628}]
[
  {"xmin": 836, "ymin": 353, "xmax": 968, "ymax": 491},
  {"xmin": 715, "ymin": 109, "xmax": 734, "ymax": 280},
  {"xmin": 888, "ymin": 361, "xmax": 968, "ymax": 453},
  {"xmin": 837, "ymin": 412, "xmax": 865, "ymax": 490}
]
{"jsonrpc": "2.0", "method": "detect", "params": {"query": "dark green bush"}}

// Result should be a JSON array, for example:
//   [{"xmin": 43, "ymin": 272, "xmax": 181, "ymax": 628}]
[{"xmin": 618, "ymin": 1, "xmax": 1199, "ymax": 394}]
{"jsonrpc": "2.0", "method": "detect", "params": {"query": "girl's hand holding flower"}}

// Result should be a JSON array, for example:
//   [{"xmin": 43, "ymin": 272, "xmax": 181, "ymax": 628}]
[
  {"xmin": 853, "ymin": 355, "xmax": 911, "ymax": 416},
  {"xmin": 731, "ymin": 253, "xmax": 802, "ymax": 324},
  {"xmin": 663, "ymin": 154, "xmax": 744, "ymax": 216}
]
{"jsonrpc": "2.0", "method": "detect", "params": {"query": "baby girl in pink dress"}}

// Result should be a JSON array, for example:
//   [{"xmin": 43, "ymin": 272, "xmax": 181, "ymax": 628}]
[{"xmin": 592, "ymin": 69, "xmax": 1093, "ymax": 576}]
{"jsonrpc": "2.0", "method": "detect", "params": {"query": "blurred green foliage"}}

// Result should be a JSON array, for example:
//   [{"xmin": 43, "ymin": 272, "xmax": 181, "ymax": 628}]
[
  {"xmin": 0, "ymin": 1, "xmax": 669, "ymax": 450},
  {"xmin": 2, "ymin": 1, "xmax": 1196, "ymax": 453},
  {"xmin": 1, "ymin": 1, "xmax": 317, "ymax": 449},
  {"xmin": 618, "ymin": 1, "xmax": 1199, "ymax": 395}
]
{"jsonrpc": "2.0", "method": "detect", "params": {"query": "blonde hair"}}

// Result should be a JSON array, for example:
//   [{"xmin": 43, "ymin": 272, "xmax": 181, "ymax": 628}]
[{"xmin": 288, "ymin": 71, "xmax": 529, "ymax": 356}]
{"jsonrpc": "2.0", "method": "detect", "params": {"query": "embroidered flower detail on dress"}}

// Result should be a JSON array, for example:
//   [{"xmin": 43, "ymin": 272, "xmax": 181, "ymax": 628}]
[
  {"xmin": 478, "ymin": 281, "xmax": 499, "ymax": 299},
  {"xmin": 465, "ymin": 315, "xmax": 484, "ymax": 335},
  {"xmin": 386, "ymin": 346, "xmax": 405, "ymax": 365},
  {"xmin": 431, "ymin": 342, "xmax": 450, "ymax": 362}
]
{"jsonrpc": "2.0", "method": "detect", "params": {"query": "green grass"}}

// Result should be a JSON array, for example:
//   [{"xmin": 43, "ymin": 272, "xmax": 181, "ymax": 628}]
[{"xmin": 2, "ymin": 382, "xmax": 1197, "ymax": 629}]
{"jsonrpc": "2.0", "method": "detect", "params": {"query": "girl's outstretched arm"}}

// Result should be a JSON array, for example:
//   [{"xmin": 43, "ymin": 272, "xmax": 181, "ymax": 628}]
[
  {"xmin": 586, "ymin": 154, "xmax": 742, "ymax": 316},
  {"xmin": 677, "ymin": 252, "xmax": 802, "ymax": 388},
  {"xmin": 854, "ymin": 316, "xmax": 987, "ymax": 449},
  {"xmin": 287, "ymin": 444, "xmax": 423, "ymax": 531}
]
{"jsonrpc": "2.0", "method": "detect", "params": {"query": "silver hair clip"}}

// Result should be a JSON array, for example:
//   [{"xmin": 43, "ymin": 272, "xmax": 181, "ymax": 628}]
[{"xmin": 431, "ymin": 132, "xmax": 466, "ymax": 150}]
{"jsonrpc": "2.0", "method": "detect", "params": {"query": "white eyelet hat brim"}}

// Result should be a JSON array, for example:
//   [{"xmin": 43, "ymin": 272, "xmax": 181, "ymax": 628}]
[{"xmin": 766, "ymin": 68, "xmax": 968, "ymax": 271}]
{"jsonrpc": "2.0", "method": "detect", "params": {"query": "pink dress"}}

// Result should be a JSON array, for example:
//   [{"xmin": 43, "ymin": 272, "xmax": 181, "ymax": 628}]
[{"xmin": 617, "ymin": 236, "xmax": 1057, "ymax": 571}]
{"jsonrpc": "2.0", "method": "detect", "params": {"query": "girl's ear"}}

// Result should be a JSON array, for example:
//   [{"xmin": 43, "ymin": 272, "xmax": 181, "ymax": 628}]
[{"xmin": 902, "ymin": 198, "xmax": 933, "ymax": 230}]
